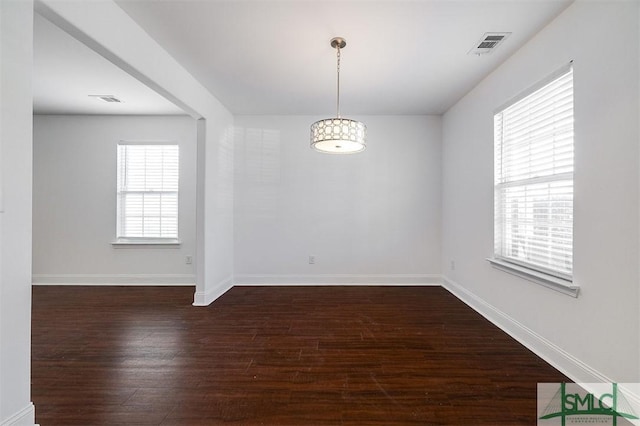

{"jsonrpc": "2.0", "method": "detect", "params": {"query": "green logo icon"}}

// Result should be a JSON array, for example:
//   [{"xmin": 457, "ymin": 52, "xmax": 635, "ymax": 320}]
[{"xmin": 539, "ymin": 383, "xmax": 639, "ymax": 425}]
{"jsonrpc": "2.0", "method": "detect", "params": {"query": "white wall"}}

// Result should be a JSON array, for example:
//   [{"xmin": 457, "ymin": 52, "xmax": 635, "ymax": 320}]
[
  {"xmin": 234, "ymin": 115, "xmax": 441, "ymax": 284},
  {"xmin": 36, "ymin": 0, "xmax": 235, "ymax": 305},
  {"xmin": 202, "ymin": 117, "xmax": 234, "ymax": 301},
  {"xmin": 32, "ymin": 115, "xmax": 197, "ymax": 285},
  {"xmin": 442, "ymin": 0, "xmax": 639, "ymax": 384},
  {"xmin": 0, "ymin": 0, "xmax": 36, "ymax": 423}
]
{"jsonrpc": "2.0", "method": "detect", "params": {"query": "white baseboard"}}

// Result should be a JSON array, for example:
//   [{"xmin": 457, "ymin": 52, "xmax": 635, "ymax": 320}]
[
  {"xmin": 441, "ymin": 275, "xmax": 640, "ymax": 410},
  {"xmin": 442, "ymin": 276, "xmax": 610, "ymax": 383},
  {"xmin": 1, "ymin": 402, "xmax": 36, "ymax": 426},
  {"xmin": 32, "ymin": 274, "xmax": 195, "ymax": 286},
  {"xmin": 617, "ymin": 383, "xmax": 640, "ymax": 421},
  {"xmin": 442, "ymin": 276, "xmax": 640, "ymax": 414},
  {"xmin": 234, "ymin": 274, "xmax": 442, "ymax": 286},
  {"xmin": 193, "ymin": 275, "xmax": 233, "ymax": 306}
]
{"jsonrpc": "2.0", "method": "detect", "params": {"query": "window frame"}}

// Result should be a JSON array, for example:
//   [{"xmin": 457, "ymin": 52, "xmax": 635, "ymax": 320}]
[
  {"xmin": 489, "ymin": 62, "xmax": 579, "ymax": 297},
  {"xmin": 113, "ymin": 141, "xmax": 181, "ymax": 247}
]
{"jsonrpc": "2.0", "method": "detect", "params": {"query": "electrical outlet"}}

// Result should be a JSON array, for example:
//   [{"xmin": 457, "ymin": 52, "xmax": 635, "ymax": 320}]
[
  {"xmin": 308, "ymin": 255, "xmax": 315, "ymax": 264},
  {"xmin": 450, "ymin": 260, "xmax": 455, "ymax": 271},
  {"xmin": 185, "ymin": 255, "xmax": 193, "ymax": 265}
]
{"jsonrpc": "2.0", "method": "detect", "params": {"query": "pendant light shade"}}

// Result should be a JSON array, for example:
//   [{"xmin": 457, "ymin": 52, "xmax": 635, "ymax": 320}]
[
  {"xmin": 310, "ymin": 38, "xmax": 366, "ymax": 154},
  {"xmin": 310, "ymin": 118, "xmax": 366, "ymax": 154}
]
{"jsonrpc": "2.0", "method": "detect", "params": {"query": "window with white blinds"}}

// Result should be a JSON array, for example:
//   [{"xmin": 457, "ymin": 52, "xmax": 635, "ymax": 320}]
[
  {"xmin": 116, "ymin": 143, "xmax": 179, "ymax": 241},
  {"xmin": 494, "ymin": 65, "xmax": 574, "ymax": 280}
]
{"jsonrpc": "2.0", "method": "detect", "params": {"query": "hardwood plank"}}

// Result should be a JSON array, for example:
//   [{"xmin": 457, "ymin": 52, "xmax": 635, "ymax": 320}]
[{"xmin": 32, "ymin": 286, "xmax": 569, "ymax": 425}]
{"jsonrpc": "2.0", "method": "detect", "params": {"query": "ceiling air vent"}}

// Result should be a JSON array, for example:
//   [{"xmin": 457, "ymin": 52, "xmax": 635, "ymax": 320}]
[
  {"xmin": 88, "ymin": 94, "xmax": 122, "ymax": 103},
  {"xmin": 468, "ymin": 32, "xmax": 511, "ymax": 55}
]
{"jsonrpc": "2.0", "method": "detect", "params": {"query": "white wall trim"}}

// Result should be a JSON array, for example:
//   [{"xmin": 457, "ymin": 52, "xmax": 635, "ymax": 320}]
[
  {"xmin": 193, "ymin": 275, "xmax": 233, "ymax": 306},
  {"xmin": 0, "ymin": 402, "xmax": 36, "ymax": 426},
  {"xmin": 441, "ymin": 276, "xmax": 637, "ymax": 389},
  {"xmin": 234, "ymin": 274, "xmax": 441, "ymax": 286},
  {"xmin": 32, "ymin": 274, "xmax": 195, "ymax": 286},
  {"xmin": 487, "ymin": 257, "xmax": 579, "ymax": 298},
  {"xmin": 618, "ymin": 383, "xmax": 640, "ymax": 417},
  {"xmin": 443, "ymin": 276, "xmax": 640, "ymax": 412}
]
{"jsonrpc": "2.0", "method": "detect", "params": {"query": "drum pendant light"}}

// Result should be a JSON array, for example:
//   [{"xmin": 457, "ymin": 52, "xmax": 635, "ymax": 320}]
[{"xmin": 310, "ymin": 37, "xmax": 366, "ymax": 154}]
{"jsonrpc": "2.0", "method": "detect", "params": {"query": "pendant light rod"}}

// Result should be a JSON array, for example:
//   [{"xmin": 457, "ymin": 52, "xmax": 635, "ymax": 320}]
[
  {"xmin": 337, "ymin": 45, "xmax": 340, "ymax": 117},
  {"xmin": 331, "ymin": 37, "xmax": 345, "ymax": 118}
]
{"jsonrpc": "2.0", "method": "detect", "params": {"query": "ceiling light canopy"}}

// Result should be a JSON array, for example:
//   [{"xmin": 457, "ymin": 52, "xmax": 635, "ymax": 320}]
[{"xmin": 310, "ymin": 37, "xmax": 366, "ymax": 154}]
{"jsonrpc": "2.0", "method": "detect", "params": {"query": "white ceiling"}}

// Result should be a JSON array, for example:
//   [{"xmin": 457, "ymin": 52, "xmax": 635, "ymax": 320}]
[
  {"xmin": 34, "ymin": 0, "xmax": 573, "ymax": 116},
  {"xmin": 33, "ymin": 13, "xmax": 186, "ymax": 115}
]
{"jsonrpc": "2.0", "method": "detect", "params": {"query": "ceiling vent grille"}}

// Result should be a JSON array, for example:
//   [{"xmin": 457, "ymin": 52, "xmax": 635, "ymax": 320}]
[
  {"xmin": 469, "ymin": 32, "xmax": 511, "ymax": 55},
  {"xmin": 89, "ymin": 94, "xmax": 122, "ymax": 103}
]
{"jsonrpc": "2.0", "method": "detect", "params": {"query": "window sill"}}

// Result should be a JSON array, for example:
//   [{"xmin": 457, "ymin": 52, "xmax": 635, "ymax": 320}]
[
  {"xmin": 111, "ymin": 239, "xmax": 181, "ymax": 248},
  {"xmin": 487, "ymin": 258, "xmax": 579, "ymax": 298}
]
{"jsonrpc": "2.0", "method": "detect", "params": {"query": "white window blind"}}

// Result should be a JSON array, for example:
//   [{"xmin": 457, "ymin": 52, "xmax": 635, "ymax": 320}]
[
  {"xmin": 494, "ymin": 65, "xmax": 574, "ymax": 280},
  {"xmin": 116, "ymin": 143, "xmax": 179, "ymax": 240}
]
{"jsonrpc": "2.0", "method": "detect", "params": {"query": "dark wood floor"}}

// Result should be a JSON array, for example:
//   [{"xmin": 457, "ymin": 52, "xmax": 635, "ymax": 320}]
[{"xmin": 32, "ymin": 285, "xmax": 568, "ymax": 425}]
